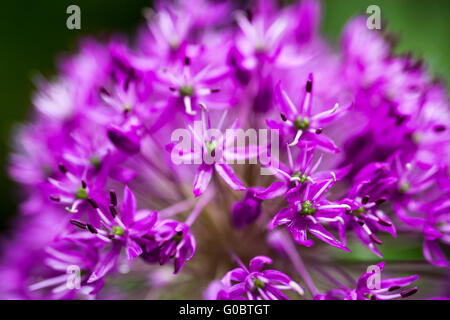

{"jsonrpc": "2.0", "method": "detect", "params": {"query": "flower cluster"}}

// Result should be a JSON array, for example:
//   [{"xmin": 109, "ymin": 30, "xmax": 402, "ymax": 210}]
[{"xmin": 0, "ymin": 0, "xmax": 448, "ymax": 300}]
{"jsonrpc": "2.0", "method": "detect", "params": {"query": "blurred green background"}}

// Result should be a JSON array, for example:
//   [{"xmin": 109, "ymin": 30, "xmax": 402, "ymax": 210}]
[{"xmin": 0, "ymin": 0, "xmax": 449, "ymax": 233}]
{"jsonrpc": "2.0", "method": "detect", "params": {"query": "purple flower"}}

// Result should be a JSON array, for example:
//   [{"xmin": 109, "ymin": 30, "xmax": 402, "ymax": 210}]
[
  {"xmin": 214, "ymin": 255, "xmax": 304, "ymax": 300},
  {"xmin": 231, "ymin": 188, "xmax": 263, "ymax": 228},
  {"xmin": 269, "ymin": 180, "xmax": 350, "ymax": 251},
  {"xmin": 335, "ymin": 162, "xmax": 398, "ymax": 257},
  {"xmin": 140, "ymin": 219, "xmax": 196, "ymax": 274},
  {"xmin": 69, "ymin": 185, "xmax": 157, "ymax": 282},
  {"xmin": 266, "ymin": 75, "xmax": 347, "ymax": 152},
  {"xmin": 257, "ymin": 145, "xmax": 351, "ymax": 200},
  {"xmin": 315, "ymin": 262, "xmax": 419, "ymax": 300}
]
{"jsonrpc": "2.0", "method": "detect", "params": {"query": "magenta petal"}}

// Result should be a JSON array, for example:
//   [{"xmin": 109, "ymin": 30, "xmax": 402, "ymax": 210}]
[
  {"xmin": 193, "ymin": 163, "xmax": 213, "ymax": 197},
  {"xmin": 274, "ymin": 81, "xmax": 297, "ymax": 119},
  {"xmin": 88, "ymin": 242, "xmax": 121, "ymax": 283},
  {"xmin": 256, "ymin": 181, "xmax": 288, "ymax": 200},
  {"xmin": 107, "ymin": 125, "xmax": 140, "ymax": 154},
  {"xmin": 268, "ymin": 208, "xmax": 293, "ymax": 229},
  {"xmin": 121, "ymin": 185, "xmax": 137, "ymax": 226},
  {"xmin": 307, "ymin": 220, "xmax": 350, "ymax": 251},
  {"xmin": 249, "ymin": 255, "xmax": 272, "ymax": 272},
  {"xmin": 423, "ymin": 240, "xmax": 449, "ymax": 267},
  {"xmin": 214, "ymin": 163, "xmax": 246, "ymax": 191},
  {"xmin": 110, "ymin": 166, "xmax": 136, "ymax": 182},
  {"xmin": 126, "ymin": 238, "xmax": 143, "ymax": 260}
]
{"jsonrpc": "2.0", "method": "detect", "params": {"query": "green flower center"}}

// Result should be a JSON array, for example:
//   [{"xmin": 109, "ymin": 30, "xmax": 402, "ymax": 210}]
[
  {"xmin": 253, "ymin": 278, "xmax": 265, "ymax": 289},
  {"xmin": 179, "ymin": 85, "xmax": 194, "ymax": 97},
  {"xmin": 75, "ymin": 187, "xmax": 88, "ymax": 200},
  {"xmin": 90, "ymin": 155, "xmax": 101, "ymax": 168},
  {"xmin": 294, "ymin": 116, "xmax": 309, "ymax": 131},
  {"xmin": 206, "ymin": 140, "xmax": 218, "ymax": 155},
  {"xmin": 292, "ymin": 171, "xmax": 308, "ymax": 184},
  {"xmin": 351, "ymin": 207, "xmax": 365, "ymax": 218},
  {"xmin": 399, "ymin": 182, "xmax": 410, "ymax": 193},
  {"xmin": 113, "ymin": 225, "xmax": 125, "ymax": 236},
  {"xmin": 172, "ymin": 232, "xmax": 183, "ymax": 244},
  {"xmin": 300, "ymin": 200, "xmax": 316, "ymax": 215}
]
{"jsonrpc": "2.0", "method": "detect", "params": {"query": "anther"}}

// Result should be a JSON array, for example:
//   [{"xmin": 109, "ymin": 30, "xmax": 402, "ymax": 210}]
[
  {"xmin": 377, "ymin": 217, "xmax": 392, "ymax": 227},
  {"xmin": 184, "ymin": 56, "xmax": 190, "ymax": 66},
  {"xmin": 49, "ymin": 195, "xmax": 60, "ymax": 202},
  {"xmin": 86, "ymin": 224, "xmax": 98, "ymax": 234},
  {"xmin": 434, "ymin": 125, "xmax": 446, "ymax": 132},
  {"xmin": 81, "ymin": 180, "xmax": 87, "ymax": 189},
  {"xmin": 362, "ymin": 195, "xmax": 370, "ymax": 205},
  {"xmin": 369, "ymin": 233, "xmax": 382, "ymax": 245},
  {"xmin": 70, "ymin": 219, "xmax": 87, "ymax": 230},
  {"xmin": 109, "ymin": 205, "xmax": 118, "ymax": 218},
  {"xmin": 58, "ymin": 164, "xmax": 68, "ymax": 174},
  {"xmin": 87, "ymin": 198, "xmax": 98, "ymax": 209},
  {"xmin": 388, "ymin": 285, "xmax": 401, "ymax": 292},
  {"xmin": 169, "ymin": 87, "xmax": 176, "ymax": 92},
  {"xmin": 400, "ymin": 287, "xmax": 418, "ymax": 298},
  {"xmin": 210, "ymin": 88, "xmax": 220, "ymax": 93},
  {"xmin": 375, "ymin": 198, "xmax": 386, "ymax": 206},
  {"xmin": 110, "ymin": 190, "xmax": 117, "ymax": 206},
  {"xmin": 100, "ymin": 87, "xmax": 111, "ymax": 96},
  {"xmin": 306, "ymin": 80, "xmax": 312, "ymax": 93},
  {"xmin": 280, "ymin": 113, "xmax": 287, "ymax": 121},
  {"xmin": 315, "ymin": 128, "xmax": 323, "ymax": 134}
]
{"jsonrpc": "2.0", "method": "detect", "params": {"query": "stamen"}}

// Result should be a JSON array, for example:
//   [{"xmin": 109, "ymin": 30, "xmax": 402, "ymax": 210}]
[
  {"xmin": 109, "ymin": 205, "xmax": 118, "ymax": 218},
  {"xmin": 87, "ymin": 198, "xmax": 98, "ymax": 209},
  {"xmin": 315, "ymin": 128, "xmax": 323, "ymax": 134},
  {"xmin": 124, "ymin": 69, "xmax": 134, "ymax": 92},
  {"xmin": 306, "ymin": 79, "xmax": 312, "ymax": 93},
  {"xmin": 369, "ymin": 233, "xmax": 382, "ymax": 245},
  {"xmin": 110, "ymin": 190, "xmax": 117, "ymax": 206},
  {"xmin": 388, "ymin": 285, "xmax": 401, "ymax": 292},
  {"xmin": 100, "ymin": 87, "xmax": 111, "ymax": 96},
  {"xmin": 375, "ymin": 198, "xmax": 386, "ymax": 205},
  {"xmin": 210, "ymin": 88, "xmax": 220, "ymax": 93},
  {"xmin": 58, "ymin": 164, "xmax": 68, "ymax": 175},
  {"xmin": 184, "ymin": 96, "xmax": 196, "ymax": 115},
  {"xmin": 81, "ymin": 180, "xmax": 87, "ymax": 189},
  {"xmin": 288, "ymin": 130, "xmax": 303, "ymax": 147},
  {"xmin": 184, "ymin": 56, "xmax": 190, "ymax": 66},
  {"xmin": 400, "ymin": 287, "xmax": 418, "ymax": 298},
  {"xmin": 70, "ymin": 219, "xmax": 87, "ymax": 230},
  {"xmin": 280, "ymin": 113, "xmax": 287, "ymax": 121},
  {"xmin": 86, "ymin": 224, "xmax": 98, "ymax": 234},
  {"xmin": 169, "ymin": 87, "xmax": 176, "ymax": 91},
  {"xmin": 362, "ymin": 195, "xmax": 370, "ymax": 205},
  {"xmin": 377, "ymin": 217, "xmax": 392, "ymax": 227},
  {"xmin": 49, "ymin": 195, "xmax": 60, "ymax": 202}
]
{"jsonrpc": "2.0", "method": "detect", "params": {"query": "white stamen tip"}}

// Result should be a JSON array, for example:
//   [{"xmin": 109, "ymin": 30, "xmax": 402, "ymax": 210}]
[{"xmin": 331, "ymin": 172, "xmax": 336, "ymax": 182}]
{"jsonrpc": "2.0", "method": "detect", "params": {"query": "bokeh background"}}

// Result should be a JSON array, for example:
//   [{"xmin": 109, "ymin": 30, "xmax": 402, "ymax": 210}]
[{"xmin": 0, "ymin": 0, "xmax": 449, "ymax": 237}]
